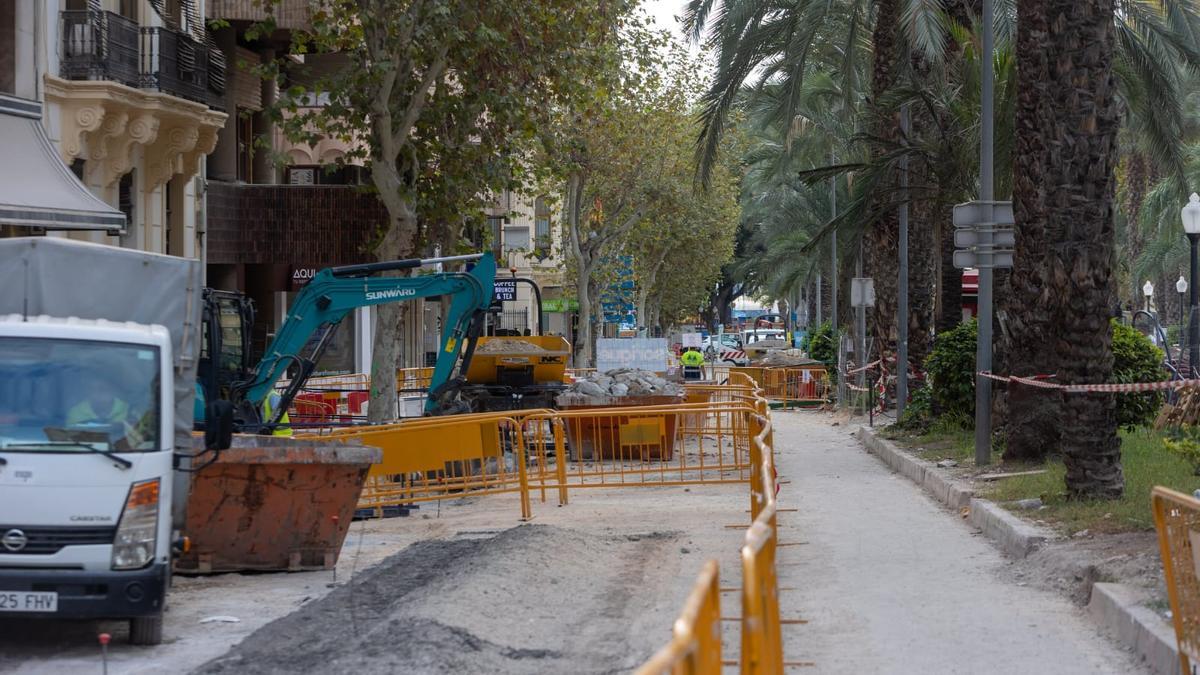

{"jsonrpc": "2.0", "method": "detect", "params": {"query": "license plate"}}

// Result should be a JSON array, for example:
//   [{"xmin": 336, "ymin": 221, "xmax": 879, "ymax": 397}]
[{"xmin": 0, "ymin": 591, "xmax": 57, "ymax": 612}]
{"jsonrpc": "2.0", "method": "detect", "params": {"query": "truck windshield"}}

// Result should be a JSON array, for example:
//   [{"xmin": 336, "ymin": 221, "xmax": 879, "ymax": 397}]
[{"xmin": 0, "ymin": 338, "xmax": 161, "ymax": 453}]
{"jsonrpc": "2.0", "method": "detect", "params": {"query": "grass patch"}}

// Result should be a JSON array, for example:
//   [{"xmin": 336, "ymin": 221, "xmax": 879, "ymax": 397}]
[
  {"xmin": 986, "ymin": 427, "xmax": 1200, "ymax": 534},
  {"xmin": 884, "ymin": 413, "xmax": 980, "ymax": 463}
]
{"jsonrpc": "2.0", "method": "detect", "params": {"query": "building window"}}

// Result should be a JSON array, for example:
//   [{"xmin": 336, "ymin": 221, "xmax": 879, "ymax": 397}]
[
  {"xmin": 488, "ymin": 216, "xmax": 503, "ymax": 259},
  {"xmin": 118, "ymin": 170, "xmax": 135, "ymax": 226},
  {"xmin": 236, "ymin": 111, "xmax": 253, "ymax": 183},
  {"xmin": 534, "ymin": 196, "xmax": 551, "ymax": 256},
  {"xmin": 0, "ymin": 0, "xmax": 14, "ymax": 95},
  {"xmin": 504, "ymin": 226, "xmax": 530, "ymax": 253},
  {"xmin": 69, "ymin": 159, "xmax": 86, "ymax": 181}
]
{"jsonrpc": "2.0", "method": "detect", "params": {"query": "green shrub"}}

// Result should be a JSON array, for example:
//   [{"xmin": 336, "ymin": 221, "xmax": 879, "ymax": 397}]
[
  {"xmin": 1111, "ymin": 319, "xmax": 1166, "ymax": 430},
  {"xmin": 805, "ymin": 320, "xmax": 837, "ymax": 366},
  {"xmin": 924, "ymin": 319, "xmax": 977, "ymax": 419},
  {"xmin": 896, "ymin": 383, "xmax": 933, "ymax": 431}
]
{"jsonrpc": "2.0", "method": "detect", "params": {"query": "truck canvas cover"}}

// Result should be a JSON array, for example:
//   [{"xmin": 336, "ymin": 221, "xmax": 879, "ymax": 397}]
[{"xmin": 0, "ymin": 237, "xmax": 202, "ymax": 449}]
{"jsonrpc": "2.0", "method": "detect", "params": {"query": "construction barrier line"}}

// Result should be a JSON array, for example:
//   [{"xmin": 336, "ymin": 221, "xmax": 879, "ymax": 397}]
[{"xmin": 979, "ymin": 371, "xmax": 1199, "ymax": 393}]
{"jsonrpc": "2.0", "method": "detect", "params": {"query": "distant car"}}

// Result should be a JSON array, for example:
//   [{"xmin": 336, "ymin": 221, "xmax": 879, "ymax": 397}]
[{"xmin": 702, "ymin": 334, "xmax": 748, "ymax": 365}]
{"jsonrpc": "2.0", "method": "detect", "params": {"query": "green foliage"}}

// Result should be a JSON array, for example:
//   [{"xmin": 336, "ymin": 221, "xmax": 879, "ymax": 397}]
[
  {"xmin": 1111, "ymin": 319, "xmax": 1167, "ymax": 430},
  {"xmin": 1163, "ymin": 426, "xmax": 1200, "ymax": 474},
  {"xmin": 803, "ymin": 320, "xmax": 837, "ymax": 366},
  {"xmin": 895, "ymin": 384, "xmax": 932, "ymax": 432},
  {"xmin": 925, "ymin": 319, "xmax": 977, "ymax": 419}
]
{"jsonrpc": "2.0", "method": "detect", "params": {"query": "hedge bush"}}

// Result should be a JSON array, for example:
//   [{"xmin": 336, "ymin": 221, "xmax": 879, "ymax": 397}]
[
  {"xmin": 1111, "ymin": 319, "xmax": 1166, "ymax": 429},
  {"xmin": 924, "ymin": 319, "xmax": 977, "ymax": 419}
]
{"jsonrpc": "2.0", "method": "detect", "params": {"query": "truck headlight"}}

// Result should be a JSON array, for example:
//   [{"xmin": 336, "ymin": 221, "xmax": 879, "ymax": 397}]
[{"xmin": 111, "ymin": 479, "xmax": 159, "ymax": 570}]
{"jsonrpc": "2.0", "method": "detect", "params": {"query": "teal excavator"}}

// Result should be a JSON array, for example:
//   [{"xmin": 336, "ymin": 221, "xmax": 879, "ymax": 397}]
[{"xmin": 196, "ymin": 253, "xmax": 497, "ymax": 432}]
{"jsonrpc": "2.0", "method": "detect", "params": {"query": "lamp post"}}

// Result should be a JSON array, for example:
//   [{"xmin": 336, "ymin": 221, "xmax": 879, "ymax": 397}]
[
  {"xmin": 1178, "ymin": 275, "xmax": 1188, "ymax": 363},
  {"xmin": 1182, "ymin": 194, "xmax": 1200, "ymax": 377},
  {"xmin": 1144, "ymin": 280, "xmax": 1154, "ymax": 315}
]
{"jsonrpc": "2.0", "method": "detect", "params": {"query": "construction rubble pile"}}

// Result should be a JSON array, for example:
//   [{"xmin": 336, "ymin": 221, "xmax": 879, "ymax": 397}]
[
  {"xmin": 558, "ymin": 369, "xmax": 684, "ymax": 404},
  {"xmin": 476, "ymin": 338, "xmax": 548, "ymax": 353},
  {"xmin": 755, "ymin": 351, "xmax": 822, "ymax": 367}
]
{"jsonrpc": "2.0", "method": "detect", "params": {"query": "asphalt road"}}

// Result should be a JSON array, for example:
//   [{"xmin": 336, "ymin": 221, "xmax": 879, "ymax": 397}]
[{"xmin": 773, "ymin": 411, "xmax": 1147, "ymax": 674}]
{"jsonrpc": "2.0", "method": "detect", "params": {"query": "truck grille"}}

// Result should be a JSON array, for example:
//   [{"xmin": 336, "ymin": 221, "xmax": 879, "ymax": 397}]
[{"xmin": 0, "ymin": 525, "xmax": 115, "ymax": 555}]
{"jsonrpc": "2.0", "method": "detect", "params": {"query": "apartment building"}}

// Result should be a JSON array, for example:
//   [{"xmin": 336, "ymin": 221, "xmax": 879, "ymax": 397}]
[{"xmin": 0, "ymin": 0, "xmax": 225, "ymax": 256}]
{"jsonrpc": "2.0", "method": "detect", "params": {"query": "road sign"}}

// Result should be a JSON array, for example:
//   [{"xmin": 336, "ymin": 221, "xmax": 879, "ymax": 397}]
[
  {"xmin": 952, "ymin": 200, "xmax": 1014, "ymax": 226},
  {"xmin": 493, "ymin": 279, "xmax": 517, "ymax": 302},
  {"xmin": 850, "ymin": 278, "xmax": 875, "ymax": 308},
  {"xmin": 953, "ymin": 249, "xmax": 1013, "ymax": 269},
  {"xmin": 953, "ymin": 228, "xmax": 1015, "ymax": 248}
]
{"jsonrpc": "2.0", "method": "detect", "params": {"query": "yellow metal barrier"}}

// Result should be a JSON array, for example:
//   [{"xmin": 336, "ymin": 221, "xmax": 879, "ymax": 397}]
[
  {"xmin": 305, "ymin": 412, "xmax": 534, "ymax": 519},
  {"xmin": 741, "ymin": 412, "xmax": 783, "ymax": 673},
  {"xmin": 634, "ymin": 560, "xmax": 724, "ymax": 675},
  {"xmin": 761, "ymin": 367, "xmax": 830, "ymax": 407},
  {"xmin": 1152, "ymin": 486, "xmax": 1200, "ymax": 673},
  {"xmin": 519, "ymin": 402, "xmax": 758, "ymax": 503}
]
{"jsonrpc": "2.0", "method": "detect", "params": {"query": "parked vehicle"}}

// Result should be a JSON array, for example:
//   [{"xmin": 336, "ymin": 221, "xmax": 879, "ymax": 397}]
[{"xmin": 0, "ymin": 237, "xmax": 226, "ymax": 645}]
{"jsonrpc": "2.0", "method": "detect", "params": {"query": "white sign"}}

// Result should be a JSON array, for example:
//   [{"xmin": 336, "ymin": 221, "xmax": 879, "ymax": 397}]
[
  {"xmin": 851, "ymin": 278, "xmax": 876, "ymax": 308},
  {"xmin": 596, "ymin": 338, "xmax": 669, "ymax": 373},
  {"xmin": 682, "ymin": 333, "xmax": 702, "ymax": 348}
]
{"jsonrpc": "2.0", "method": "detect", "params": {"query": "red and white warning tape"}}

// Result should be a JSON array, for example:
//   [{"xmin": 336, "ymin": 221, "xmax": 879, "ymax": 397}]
[
  {"xmin": 979, "ymin": 371, "xmax": 1199, "ymax": 393},
  {"xmin": 845, "ymin": 360, "xmax": 881, "ymax": 375}
]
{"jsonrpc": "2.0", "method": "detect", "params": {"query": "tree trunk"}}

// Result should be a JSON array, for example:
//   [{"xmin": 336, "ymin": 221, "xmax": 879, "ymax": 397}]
[
  {"xmin": 575, "ymin": 262, "xmax": 596, "ymax": 368},
  {"xmin": 865, "ymin": 0, "xmax": 901, "ymax": 371},
  {"xmin": 1030, "ymin": 0, "xmax": 1123, "ymax": 497},
  {"xmin": 366, "ymin": 198, "xmax": 419, "ymax": 423},
  {"xmin": 999, "ymin": 0, "xmax": 1060, "ymax": 459}
]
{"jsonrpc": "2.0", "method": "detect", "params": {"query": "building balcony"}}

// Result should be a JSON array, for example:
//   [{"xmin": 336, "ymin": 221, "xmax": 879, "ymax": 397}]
[{"xmin": 60, "ymin": 10, "xmax": 224, "ymax": 109}]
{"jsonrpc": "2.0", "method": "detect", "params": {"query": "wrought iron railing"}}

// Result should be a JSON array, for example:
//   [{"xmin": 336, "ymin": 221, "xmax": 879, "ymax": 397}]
[
  {"xmin": 60, "ymin": 10, "xmax": 223, "ymax": 109},
  {"xmin": 60, "ymin": 10, "xmax": 140, "ymax": 88}
]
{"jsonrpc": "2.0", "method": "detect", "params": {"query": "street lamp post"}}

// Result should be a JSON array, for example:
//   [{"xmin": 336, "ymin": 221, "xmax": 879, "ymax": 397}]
[
  {"xmin": 1178, "ymin": 275, "xmax": 1188, "ymax": 363},
  {"xmin": 1181, "ymin": 194, "xmax": 1200, "ymax": 377},
  {"xmin": 1144, "ymin": 280, "xmax": 1154, "ymax": 315}
]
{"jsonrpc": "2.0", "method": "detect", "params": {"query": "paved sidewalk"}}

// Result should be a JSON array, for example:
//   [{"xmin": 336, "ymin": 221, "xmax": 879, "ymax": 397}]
[{"xmin": 773, "ymin": 411, "xmax": 1146, "ymax": 674}]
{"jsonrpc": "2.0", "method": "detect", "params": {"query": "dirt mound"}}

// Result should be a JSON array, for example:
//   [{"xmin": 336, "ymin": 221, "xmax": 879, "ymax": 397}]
[
  {"xmin": 196, "ymin": 525, "xmax": 678, "ymax": 675},
  {"xmin": 477, "ymin": 339, "xmax": 548, "ymax": 354},
  {"xmin": 755, "ymin": 352, "xmax": 821, "ymax": 367}
]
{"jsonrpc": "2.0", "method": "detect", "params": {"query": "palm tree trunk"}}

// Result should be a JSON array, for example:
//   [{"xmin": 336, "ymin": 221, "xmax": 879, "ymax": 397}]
[
  {"xmin": 865, "ymin": 0, "xmax": 901, "ymax": 372},
  {"xmin": 1032, "ymin": 0, "xmax": 1123, "ymax": 497},
  {"xmin": 1000, "ymin": 0, "xmax": 1060, "ymax": 460}
]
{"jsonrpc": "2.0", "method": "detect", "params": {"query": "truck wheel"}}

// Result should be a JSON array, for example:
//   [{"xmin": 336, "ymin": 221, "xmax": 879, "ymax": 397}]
[{"xmin": 129, "ymin": 614, "xmax": 164, "ymax": 645}]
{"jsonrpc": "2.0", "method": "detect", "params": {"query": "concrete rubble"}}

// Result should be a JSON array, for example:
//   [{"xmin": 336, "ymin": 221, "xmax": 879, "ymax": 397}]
[{"xmin": 559, "ymin": 369, "xmax": 684, "ymax": 404}]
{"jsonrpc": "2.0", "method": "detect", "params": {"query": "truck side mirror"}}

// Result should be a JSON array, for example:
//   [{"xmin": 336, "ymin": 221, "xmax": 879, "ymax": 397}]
[{"xmin": 205, "ymin": 400, "xmax": 234, "ymax": 451}]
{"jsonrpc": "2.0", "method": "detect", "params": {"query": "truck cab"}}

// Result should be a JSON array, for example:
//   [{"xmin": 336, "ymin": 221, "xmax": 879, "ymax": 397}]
[{"xmin": 0, "ymin": 316, "xmax": 174, "ymax": 644}]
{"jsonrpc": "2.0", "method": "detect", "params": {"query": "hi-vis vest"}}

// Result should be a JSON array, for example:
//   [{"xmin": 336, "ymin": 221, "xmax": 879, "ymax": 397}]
[
  {"xmin": 680, "ymin": 350, "xmax": 705, "ymax": 367},
  {"xmin": 263, "ymin": 392, "xmax": 293, "ymax": 437}
]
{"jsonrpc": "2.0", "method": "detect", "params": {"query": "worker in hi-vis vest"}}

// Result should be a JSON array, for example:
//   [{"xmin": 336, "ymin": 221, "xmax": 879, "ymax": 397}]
[
  {"xmin": 680, "ymin": 347, "xmax": 705, "ymax": 381},
  {"xmin": 262, "ymin": 391, "xmax": 293, "ymax": 437}
]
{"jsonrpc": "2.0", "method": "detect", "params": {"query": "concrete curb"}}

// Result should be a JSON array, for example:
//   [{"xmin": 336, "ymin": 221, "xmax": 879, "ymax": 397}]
[
  {"xmin": 853, "ymin": 426, "xmax": 1180, "ymax": 675},
  {"xmin": 1088, "ymin": 583, "xmax": 1179, "ymax": 675}
]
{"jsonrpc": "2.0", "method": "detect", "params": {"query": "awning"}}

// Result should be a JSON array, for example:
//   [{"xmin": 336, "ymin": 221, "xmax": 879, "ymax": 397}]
[{"xmin": 0, "ymin": 94, "xmax": 125, "ymax": 231}]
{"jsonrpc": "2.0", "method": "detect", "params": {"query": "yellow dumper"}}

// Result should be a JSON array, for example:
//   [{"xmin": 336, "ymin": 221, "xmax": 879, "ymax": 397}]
[{"xmin": 461, "ymin": 335, "xmax": 571, "ymax": 411}]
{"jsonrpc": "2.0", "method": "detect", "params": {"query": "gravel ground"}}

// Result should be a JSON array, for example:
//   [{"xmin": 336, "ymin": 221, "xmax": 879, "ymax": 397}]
[{"xmin": 197, "ymin": 525, "xmax": 679, "ymax": 675}]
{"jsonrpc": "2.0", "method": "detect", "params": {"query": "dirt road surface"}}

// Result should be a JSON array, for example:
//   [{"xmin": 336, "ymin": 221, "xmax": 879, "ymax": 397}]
[
  {"xmin": 0, "ymin": 466, "xmax": 747, "ymax": 673},
  {"xmin": 776, "ymin": 411, "xmax": 1147, "ymax": 674},
  {"xmin": 0, "ymin": 410, "xmax": 1150, "ymax": 673}
]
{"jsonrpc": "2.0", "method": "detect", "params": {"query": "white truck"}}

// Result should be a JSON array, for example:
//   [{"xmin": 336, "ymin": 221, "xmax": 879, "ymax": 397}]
[{"xmin": 0, "ymin": 238, "xmax": 219, "ymax": 644}]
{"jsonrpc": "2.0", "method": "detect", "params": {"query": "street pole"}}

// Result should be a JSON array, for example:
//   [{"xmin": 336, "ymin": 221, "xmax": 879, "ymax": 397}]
[
  {"xmin": 897, "ymin": 104, "xmax": 910, "ymax": 420},
  {"xmin": 1179, "ymin": 290, "xmax": 1185, "ymax": 365},
  {"xmin": 974, "ymin": 0, "xmax": 995, "ymax": 466},
  {"xmin": 1190, "ymin": 233, "xmax": 1199, "ymax": 377},
  {"xmin": 857, "ymin": 245, "xmax": 867, "ymax": 405},
  {"xmin": 816, "ymin": 273, "xmax": 823, "ymax": 326},
  {"xmin": 831, "ymin": 162, "xmax": 839, "ymax": 333}
]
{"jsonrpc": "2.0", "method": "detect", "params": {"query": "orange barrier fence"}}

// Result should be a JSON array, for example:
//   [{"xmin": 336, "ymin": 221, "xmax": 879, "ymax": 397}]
[
  {"xmin": 519, "ymin": 402, "xmax": 758, "ymax": 503},
  {"xmin": 634, "ymin": 560, "xmax": 724, "ymax": 674},
  {"xmin": 302, "ymin": 411, "xmax": 536, "ymax": 519},
  {"xmin": 1152, "ymin": 486, "xmax": 1200, "ymax": 673},
  {"xmin": 640, "ymin": 384, "xmax": 786, "ymax": 674},
  {"xmin": 761, "ymin": 367, "xmax": 830, "ymax": 406}
]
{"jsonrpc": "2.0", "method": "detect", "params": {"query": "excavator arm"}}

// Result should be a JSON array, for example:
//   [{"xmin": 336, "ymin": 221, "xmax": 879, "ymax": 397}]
[{"xmin": 233, "ymin": 252, "xmax": 496, "ymax": 429}]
